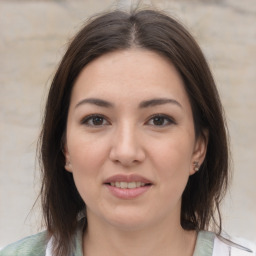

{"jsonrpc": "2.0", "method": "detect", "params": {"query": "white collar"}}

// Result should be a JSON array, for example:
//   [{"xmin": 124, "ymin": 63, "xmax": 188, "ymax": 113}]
[{"xmin": 213, "ymin": 236, "xmax": 255, "ymax": 256}]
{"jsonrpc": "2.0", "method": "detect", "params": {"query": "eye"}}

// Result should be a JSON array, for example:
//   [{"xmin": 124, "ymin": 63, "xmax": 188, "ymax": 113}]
[
  {"xmin": 81, "ymin": 114, "xmax": 110, "ymax": 127},
  {"xmin": 146, "ymin": 114, "xmax": 176, "ymax": 127}
]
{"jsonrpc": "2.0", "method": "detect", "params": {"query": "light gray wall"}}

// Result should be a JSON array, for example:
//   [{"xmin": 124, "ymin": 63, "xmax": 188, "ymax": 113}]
[{"xmin": 0, "ymin": 0, "xmax": 255, "ymax": 248}]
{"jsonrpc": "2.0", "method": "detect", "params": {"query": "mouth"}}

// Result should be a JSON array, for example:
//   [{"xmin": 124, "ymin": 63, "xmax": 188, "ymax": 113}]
[
  {"xmin": 106, "ymin": 181, "xmax": 152, "ymax": 189},
  {"xmin": 103, "ymin": 174, "xmax": 153, "ymax": 199}
]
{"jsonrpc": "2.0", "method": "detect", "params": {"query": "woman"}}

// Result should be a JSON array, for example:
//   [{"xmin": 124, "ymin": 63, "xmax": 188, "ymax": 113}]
[{"xmin": 0, "ymin": 9, "xmax": 254, "ymax": 256}]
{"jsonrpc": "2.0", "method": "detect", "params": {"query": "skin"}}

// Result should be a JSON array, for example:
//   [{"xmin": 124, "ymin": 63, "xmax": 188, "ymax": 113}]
[{"xmin": 64, "ymin": 49, "xmax": 207, "ymax": 256}]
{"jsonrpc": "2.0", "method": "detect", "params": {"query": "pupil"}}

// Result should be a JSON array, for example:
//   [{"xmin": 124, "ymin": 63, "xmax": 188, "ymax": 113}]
[
  {"xmin": 93, "ymin": 117, "xmax": 103, "ymax": 125},
  {"xmin": 153, "ymin": 117, "xmax": 164, "ymax": 125}
]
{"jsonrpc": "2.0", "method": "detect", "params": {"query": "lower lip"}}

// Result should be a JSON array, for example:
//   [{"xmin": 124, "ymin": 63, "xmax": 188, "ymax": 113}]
[{"xmin": 105, "ymin": 184, "xmax": 152, "ymax": 199}]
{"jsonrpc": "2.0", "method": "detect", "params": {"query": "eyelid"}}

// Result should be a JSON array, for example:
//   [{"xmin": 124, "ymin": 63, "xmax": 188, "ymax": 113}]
[
  {"xmin": 80, "ymin": 113, "xmax": 176, "ymax": 127},
  {"xmin": 80, "ymin": 114, "xmax": 111, "ymax": 127},
  {"xmin": 145, "ymin": 114, "xmax": 176, "ymax": 126}
]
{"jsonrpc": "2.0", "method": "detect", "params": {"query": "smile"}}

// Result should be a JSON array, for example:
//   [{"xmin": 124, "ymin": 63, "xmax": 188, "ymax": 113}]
[
  {"xmin": 109, "ymin": 181, "xmax": 149, "ymax": 189},
  {"xmin": 103, "ymin": 174, "xmax": 153, "ymax": 199}
]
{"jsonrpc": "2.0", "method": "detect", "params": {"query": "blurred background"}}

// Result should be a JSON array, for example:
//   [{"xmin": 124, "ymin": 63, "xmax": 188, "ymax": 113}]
[{"xmin": 0, "ymin": 0, "xmax": 255, "ymax": 248}]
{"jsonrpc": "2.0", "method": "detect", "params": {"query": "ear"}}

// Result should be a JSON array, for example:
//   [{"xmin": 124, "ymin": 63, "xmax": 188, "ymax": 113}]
[
  {"xmin": 63, "ymin": 144, "xmax": 73, "ymax": 173},
  {"xmin": 190, "ymin": 129, "xmax": 208, "ymax": 175}
]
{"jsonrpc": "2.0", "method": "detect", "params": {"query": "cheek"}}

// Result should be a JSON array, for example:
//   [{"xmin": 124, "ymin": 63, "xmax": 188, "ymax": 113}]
[
  {"xmin": 149, "ymin": 134, "xmax": 194, "ymax": 193},
  {"xmin": 68, "ymin": 130, "xmax": 109, "ymax": 171},
  {"xmin": 66, "ymin": 132, "xmax": 110, "ymax": 200},
  {"xmin": 151, "ymin": 134, "xmax": 194, "ymax": 173}
]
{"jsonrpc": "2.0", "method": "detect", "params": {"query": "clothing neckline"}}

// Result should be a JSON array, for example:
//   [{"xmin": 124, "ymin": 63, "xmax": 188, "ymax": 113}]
[
  {"xmin": 74, "ymin": 224, "xmax": 215, "ymax": 256},
  {"xmin": 193, "ymin": 231, "xmax": 215, "ymax": 256}
]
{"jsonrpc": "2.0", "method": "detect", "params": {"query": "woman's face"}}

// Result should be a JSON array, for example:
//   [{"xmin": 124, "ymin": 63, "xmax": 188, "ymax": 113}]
[{"xmin": 64, "ymin": 49, "xmax": 207, "ymax": 231}]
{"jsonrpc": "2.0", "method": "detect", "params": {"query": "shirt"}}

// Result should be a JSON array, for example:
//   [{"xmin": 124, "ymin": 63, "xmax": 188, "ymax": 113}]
[{"xmin": 0, "ymin": 226, "xmax": 254, "ymax": 256}]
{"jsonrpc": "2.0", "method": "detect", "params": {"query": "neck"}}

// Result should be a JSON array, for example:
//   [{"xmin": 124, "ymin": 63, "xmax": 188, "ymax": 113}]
[{"xmin": 83, "ymin": 213, "xmax": 197, "ymax": 256}]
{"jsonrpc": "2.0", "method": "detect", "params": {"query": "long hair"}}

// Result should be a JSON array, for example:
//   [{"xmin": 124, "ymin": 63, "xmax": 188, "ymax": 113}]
[{"xmin": 38, "ymin": 9, "xmax": 229, "ymax": 256}]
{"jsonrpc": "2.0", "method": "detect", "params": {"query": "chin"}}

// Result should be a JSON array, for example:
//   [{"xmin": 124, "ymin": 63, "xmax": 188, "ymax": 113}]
[
  {"xmin": 109, "ymin": 219, "xmax": 150, "ymax": 232},
  {"xmin": 103, "ymin": 210, "xmax": 156, "ymax": 231}
]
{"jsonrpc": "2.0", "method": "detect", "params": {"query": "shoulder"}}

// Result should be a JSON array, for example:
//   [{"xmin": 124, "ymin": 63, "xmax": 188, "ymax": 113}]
[{"xmin": 0, "ymin": 231, "xmax": 48, "ymax": 256}]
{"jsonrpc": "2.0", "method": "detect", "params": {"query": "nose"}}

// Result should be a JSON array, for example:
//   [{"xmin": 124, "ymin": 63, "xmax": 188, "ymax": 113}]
[{"xmin": 109, "ymin": 123, "xmax": 146, "ymax": 167}]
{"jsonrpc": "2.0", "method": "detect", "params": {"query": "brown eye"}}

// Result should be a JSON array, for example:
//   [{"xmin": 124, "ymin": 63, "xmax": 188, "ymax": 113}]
[
  {"xmin": 91, "ymin": 116, "xmax": 104, "ymax": 125},
  {"xmin": 152, "ymin": 116, "xmax": 166, "ymax": 126},
  {"xmin": 81, "ymin": 115, "xmax": 110, "ymax": 127},
  {"xmin": 147, "ymin": 114, "xmax": 175, "ymax": 127}
]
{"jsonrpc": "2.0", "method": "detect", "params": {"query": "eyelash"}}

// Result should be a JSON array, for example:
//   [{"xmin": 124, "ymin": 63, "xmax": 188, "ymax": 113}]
[
  {"xmin": 81, "ymin": 114, "xmax": 110, "ymax": 127},
  {"xmin": 80, "ymin": 114, "xmax": 176, "ymax": 127},
  {"xmin": 146, "ymin": 114, "xmax": 176, "ymax": 127}
]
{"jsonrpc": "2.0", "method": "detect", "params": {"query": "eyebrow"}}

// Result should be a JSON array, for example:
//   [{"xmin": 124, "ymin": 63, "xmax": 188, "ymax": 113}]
[
  {"xmin": 139, "ymin": 98, "xmax": 182, "ymax": 109},
  {"xmin": 75, "ymin": 98, "xmax": 114, "ymax": 108},
  {"xmin": 75, "ymin": 97, "xmax": 182, "ymax": 109}
]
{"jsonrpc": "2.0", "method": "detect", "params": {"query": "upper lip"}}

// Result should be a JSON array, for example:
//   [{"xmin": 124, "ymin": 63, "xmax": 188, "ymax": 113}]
[{"xmin": 103, "ymin": 174, "xmax": 153, "ymax": 184}]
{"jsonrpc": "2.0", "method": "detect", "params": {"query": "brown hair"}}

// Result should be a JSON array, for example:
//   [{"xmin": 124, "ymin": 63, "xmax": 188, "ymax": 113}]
[{"xmin": 38, "ymin": 9, "xmax": 229, "ymax": 256}]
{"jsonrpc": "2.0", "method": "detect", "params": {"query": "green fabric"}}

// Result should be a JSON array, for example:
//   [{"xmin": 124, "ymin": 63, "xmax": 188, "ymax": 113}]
[
  {"xmin": 193, "ymin": 231, "xmax": 215, "ymax": 256},
  {"xmin": 0, "ymin": 225, "xmax": 84, "ymax": 256},
  {"xmin": 72, "ymin": 225, "xmax": 84, "ymax": 256},
  {"xmin": 0, "ymin": 229, "xmax": 215, "ymax": 256},
  {"xmin": 0, "ymin": 231, "xmax": 47, "ymax": 256}
]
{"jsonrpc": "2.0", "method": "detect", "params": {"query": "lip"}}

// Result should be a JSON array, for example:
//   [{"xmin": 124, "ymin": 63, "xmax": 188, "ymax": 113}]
[
  {"xmin": 103, "ymin": 174, "xmax": 153, "ymax": 200},
  {"xmin": 103, "ymin": 174, "xmax": 153, "ymax": 184}
]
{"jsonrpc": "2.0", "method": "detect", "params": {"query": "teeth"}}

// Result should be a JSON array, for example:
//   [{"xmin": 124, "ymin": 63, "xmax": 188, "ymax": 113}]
[
  {"xmin": 110, "ymin": 181, "xmax": 146, "ymax": 189},
  {"xmin": 128, "ymin": 182, "xmax": 136, "ymax": 189},
  {"xmin": 120, "ymin": 182, "xmax": 127, "ymax": 188}
]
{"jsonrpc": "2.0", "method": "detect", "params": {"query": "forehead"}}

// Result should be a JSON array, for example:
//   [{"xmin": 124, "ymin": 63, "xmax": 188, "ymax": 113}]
[{"xmin": 70, "ymin": 49, "xmax": 191, "ymax": 110}]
